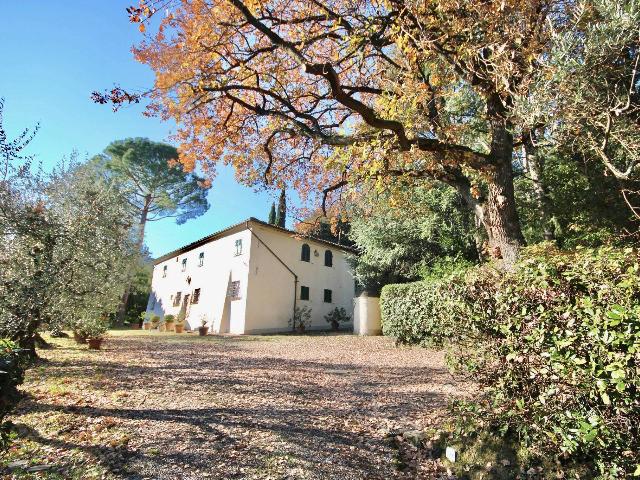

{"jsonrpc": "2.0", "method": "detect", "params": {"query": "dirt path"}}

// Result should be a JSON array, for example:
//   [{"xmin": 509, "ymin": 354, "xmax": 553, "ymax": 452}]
[{"xmin": 3, "ymin": 331, "xmax": 467, "ymax": 479}]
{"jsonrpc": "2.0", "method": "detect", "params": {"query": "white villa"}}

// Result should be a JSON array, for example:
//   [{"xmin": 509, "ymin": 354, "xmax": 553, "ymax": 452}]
[{"xmin": 146, "ymin": 217, "xmax": 356, "ymax": 334}]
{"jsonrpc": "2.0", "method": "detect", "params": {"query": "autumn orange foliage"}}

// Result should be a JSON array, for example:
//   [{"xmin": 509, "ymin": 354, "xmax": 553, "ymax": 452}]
[{"xmin": 117, "ymin": 0, "xmax": 569, "ymax": 261}]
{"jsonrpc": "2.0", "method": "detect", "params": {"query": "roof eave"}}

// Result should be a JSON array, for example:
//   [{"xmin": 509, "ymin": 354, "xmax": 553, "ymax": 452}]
[{"xmin": 152, "ymin": 217, "xmax": 356, "ymax": 265}]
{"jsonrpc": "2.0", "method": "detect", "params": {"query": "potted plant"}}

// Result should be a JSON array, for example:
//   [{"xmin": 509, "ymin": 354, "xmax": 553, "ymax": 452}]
[
  {"xmin": 174, "ymin": 312, "xmax": 185, "ymax": 334},
  {"xmin": 87, "ymin": 336, "xmax": 104, "ymax": 350},
  {"xmin": 150, "ymin": 314, "xmax": 160, "ymax": 330},
  {"xmin": 198, "ymin": 318, "xmax": 209, "ymax": 336},
  {"xmin": 289, "ymin": 306, "xmax": 312, "ymax": 333},
  {"xmin": 164, "ymin": 314, "xmax": 176, "ymax": 332},
  {"xmin": 75, "ymin": 318, "xmax": 109, "ymax": 350},
  {"xmin": 141, "ymin": 312, "xmax": 151, "ymax": 330},
  {"xmin": 324, "ymin": 307, "xmax": 351, "ymax": 331}
]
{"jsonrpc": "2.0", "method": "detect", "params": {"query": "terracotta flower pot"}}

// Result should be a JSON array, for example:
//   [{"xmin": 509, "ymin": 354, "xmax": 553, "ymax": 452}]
[
  {"xmin": 87, "ymin": 338, "xmax": 103, "ymax": 350},
  {"xmin": 165, "ymin": 322, "xmax": 175, "ymax": 332},
  {"xmin": 174, "ymin": 324, "xmax": 184, "ymax": 334},
  {"xmin": 198, "ymin": 326, "xmax": 209, "ymax": 336},
  {"xmin": 143, "ymin": 323, "xmax": 151, "ymax": 330},
  {"xmin": 131, "ymin": 324, "xmax": 141, "ymax": 330}
]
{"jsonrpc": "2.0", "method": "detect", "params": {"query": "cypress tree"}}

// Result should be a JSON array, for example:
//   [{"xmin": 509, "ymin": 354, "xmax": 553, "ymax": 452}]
[
  {"xmin": 275, "ymin": 189, "xmax": 286, "ymax": 228},
  {"xmin": 268, "ymin": 202, "xmax": 276, "ymax": 225}
]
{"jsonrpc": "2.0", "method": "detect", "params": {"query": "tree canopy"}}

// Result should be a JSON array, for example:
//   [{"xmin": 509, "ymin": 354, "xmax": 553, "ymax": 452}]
[
  {"xmin": 347, "ymin": 182, "xmax": 478, "ymax": 292},
  {"xmin": 95, "ymin": 137, "xmax": 211, "ymax": 247},
  {"xmin": 267, "ymin": 202, "xmax": 276, "ymax": 224},
  {"xmin": 0, "ymin": 104, "xmax": 136, "ymax": 354},
  {"xmin": 93, "ymin": 0, "xmax": 640, "ymax": 263}
]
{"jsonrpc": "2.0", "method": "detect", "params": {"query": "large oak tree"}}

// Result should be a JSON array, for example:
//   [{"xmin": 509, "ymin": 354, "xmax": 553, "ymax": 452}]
[{"xmin": 105, "ymin": 0, "xmax": 585, "ymax": 262}]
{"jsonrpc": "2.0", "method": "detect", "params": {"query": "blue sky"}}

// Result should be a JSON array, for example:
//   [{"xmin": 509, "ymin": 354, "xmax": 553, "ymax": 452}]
[{"xmin": 0, "ymin": 0, "xmax": 280, "ymax": 257}]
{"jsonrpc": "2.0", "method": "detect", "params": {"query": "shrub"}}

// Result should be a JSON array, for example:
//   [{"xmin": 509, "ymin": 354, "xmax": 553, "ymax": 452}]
[
  {"xmin": 0, "ymin": 339, "xmax": 27, "ymax": 448},
  {"xmin": 324, "ymin": 307, "xmax": 351, "ymax": 331},
  {"xmin": 380, "ymin": 273, "xmax": 466, "ymax": 346},
  {"xmin": 380, "ymin": 245, "xmax": 640, "ymax": 477},
  {"xmin": 73, "ymin": 317, "xmax": 109, "ymax": 340},
  {"xmin": 163, "ymin": 314, "xmax": 175, "ymax": 323},
  {"xmin": 289, "ymin": 306, "xmax": 312, "ymax": 332}
]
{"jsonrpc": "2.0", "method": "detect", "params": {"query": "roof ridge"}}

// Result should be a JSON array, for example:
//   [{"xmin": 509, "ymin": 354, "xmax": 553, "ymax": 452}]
[{"xmin": 152, "ymin": 217, "xmax": 356, "ymax": 265}]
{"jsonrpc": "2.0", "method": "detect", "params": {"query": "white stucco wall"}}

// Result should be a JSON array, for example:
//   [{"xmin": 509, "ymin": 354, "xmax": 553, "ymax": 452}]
[
  {"xmin": 353, "ymin": 296, "xmax": 382, "ymax": 335},
  {"xmin": 147, "ymin": 229, "xmax": 252, "ymax": 332},
  {"xmin": 147, "ymin": 220, "xmax": 355, "ymax": 334},
  {"xmin": 244, "ymin": 224, "xmax": 355, "ymax": 332}
]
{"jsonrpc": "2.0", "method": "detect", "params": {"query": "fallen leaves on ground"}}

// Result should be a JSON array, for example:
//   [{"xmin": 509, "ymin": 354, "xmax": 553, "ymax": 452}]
[{"xmin": 1, "ymin": 331, "xmax": 471, "ymax": 479}]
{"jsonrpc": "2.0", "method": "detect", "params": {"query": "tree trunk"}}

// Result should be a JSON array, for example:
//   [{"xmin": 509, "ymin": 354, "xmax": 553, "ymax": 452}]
[
  {"xmin": 473, "ymin": 212, "xmax": 486, "ymax": 263},
  {"xmin": 453, "ymin": 163, "xmax": 524, "ymax": 267},
  {"xmin": 483, "ymin": 157, "xmax": 526, "ymax": 265},
  {"xmin": 34, "ymin": 333, "xmax": 52, "ymax": 349},
  {"xmin": 480, "ymin": 110, "xmax": 526, "ymax": 266},
  {"xmin": 134, "ymin": 197, "xmax": 150, "ymax": 252},
  {"xmin": 17, "ymin": 232, "xmax": 56, "ymax": 360},
  {"xmin": 116, "ymin": 195, "xmax": 151, "ymax": 324},
  {"xmin": 523, "ymin": 132, "xmax": 555, "ymax": 241}
]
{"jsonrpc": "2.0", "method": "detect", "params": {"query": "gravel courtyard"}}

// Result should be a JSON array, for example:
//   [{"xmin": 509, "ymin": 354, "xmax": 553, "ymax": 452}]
[{"xmin": 3, "ymin": 331, "xmax": 467, "ymax": 479}]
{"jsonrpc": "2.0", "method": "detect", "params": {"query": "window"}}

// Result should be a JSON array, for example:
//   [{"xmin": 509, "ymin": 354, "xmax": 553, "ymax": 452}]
[
  {"xmin": 192, "ymin": 288, "xmax": 201, "ymax": 304},
  {"xmin": 181, "ymin": 258, "xmax": 187, "ymax": 272},
  {"xmin": 324, "ymin": 250, "xmax": 333, "ymax": 267},
  {"xmin": 301, "ymin": 243, "xmax": 311, "ymax": 262},
  {"xmin": 235, "ymin": 239, "xmax": 243, "ymax": 256},
  {"xmin": 227, "ymin": 281, "xmax": 241, "ymax": 300},
  {"xmin": 162, "ymin": 265, "xmax": 167, "ymax": 277},
  {"xmin": 300, "ymin": 285, "xmax": 310, "ymax": 301},
  {"xmin": 173, "ymin": 291, "xmax": 182, "ymax": 307},
  {"xmin": 324, "ymin": 289, "xmax": 332, "ymax": 303},
  {"xmin": 199, "ymin": 252, "xmax": 204, "ymax": 267}
]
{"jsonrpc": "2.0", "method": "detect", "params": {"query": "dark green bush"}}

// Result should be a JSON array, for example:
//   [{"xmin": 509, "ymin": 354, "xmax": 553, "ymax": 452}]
[
  {"xmin": 0, "ymin": 338, "xmax": 26, "ymax": 448},
  {"xmin": 380, "ymin": 245, "xmax": 640, "ymax": 477},
  {"xmin": 324, "ymin": 307, "xmax": 351, "ymax": 331}
]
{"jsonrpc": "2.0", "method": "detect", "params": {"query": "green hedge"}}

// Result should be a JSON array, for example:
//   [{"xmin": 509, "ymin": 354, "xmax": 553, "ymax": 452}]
[
  {"xmin": 380, "ymin": 275, "xmax": 466, "ymax": 346},
  {"xmin": 380, "ymin": 245, "xmax": 640, "ymax": 477}
]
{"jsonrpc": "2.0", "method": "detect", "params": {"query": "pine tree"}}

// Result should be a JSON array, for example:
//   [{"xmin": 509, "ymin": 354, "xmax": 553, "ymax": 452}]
[
  {"xmin": 95, "ymin": 137, "xmax": 210, "ymax": 323},
  {"xmin": 275, "ymin": 189, "xmax": 286, "ymax": 228},
  {"xmin": 268, "ymin": 202, "xmax": 276, "ymax": 225}
]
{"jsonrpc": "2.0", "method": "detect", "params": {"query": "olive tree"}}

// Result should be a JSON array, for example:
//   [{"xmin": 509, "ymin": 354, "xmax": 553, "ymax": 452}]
[{"xmin": 0, "ymin": 101, "xmax": 136, "ymax": 355}]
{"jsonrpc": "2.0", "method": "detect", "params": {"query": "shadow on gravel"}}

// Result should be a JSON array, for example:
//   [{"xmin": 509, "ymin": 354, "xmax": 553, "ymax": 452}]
[
  {"xmin": 15, "ymin": 401, "xmax": 433, "ymax": 478},
  {"xmin": 4, "ymin": 422, "xmax": 140, "ymax": 478},
  {"xmin": 14, "ymin": 335, "xmax": 460, "ymax": 479}
]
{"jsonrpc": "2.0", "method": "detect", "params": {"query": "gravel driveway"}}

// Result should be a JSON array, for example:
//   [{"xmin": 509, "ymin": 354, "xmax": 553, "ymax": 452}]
[{"xmin": 5, "ymin": 332, "xmax": 467, "ymax": 479}]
